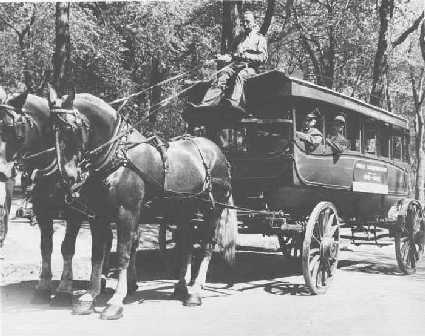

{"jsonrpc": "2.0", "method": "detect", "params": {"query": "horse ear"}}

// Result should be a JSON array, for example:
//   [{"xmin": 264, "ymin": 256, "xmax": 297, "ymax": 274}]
[
  {"xmin": 62, "ymin": 88, "xmax": 76, "ymax": 109},
  {"xmin": 7, "ymin": 91, "xmax": 28, "ymax": 111},
  {"xmin": 48, "ymin": 84, "xmax": 58, "ymax": 107}
]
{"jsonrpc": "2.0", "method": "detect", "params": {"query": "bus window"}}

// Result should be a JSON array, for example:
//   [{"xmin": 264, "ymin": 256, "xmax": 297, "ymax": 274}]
[
  {"xmin": 365, "ymin": 120, "xmax": 377, "ymax": 155},
  {"xmin": 402, "ymin": 134, "xmax": 409, "ymax": 162},
  {"xmin": 246, "ymin": 124, "xmax": 290, "ymax": 153},
  {"xmin": 217, "ymin": 128, "xmax": 247, "ymax": 152},
  {"xmin": 377, "ymin": 124, "xmax": 390, "ymax": 158},
  {"xmin": 346, "ymin": 113, "xmax": 360, "ymax": 151},
  {"xmin": 392, "ymin": 134, "xmax": 402, "ymax": 160}
]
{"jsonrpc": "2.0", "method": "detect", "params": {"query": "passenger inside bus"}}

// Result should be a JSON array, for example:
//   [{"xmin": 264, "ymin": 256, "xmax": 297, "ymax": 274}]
[
  {"xmin": 296, "ymin": 110, "xmax": 323, "ymax": 152},
  {"xmin": 326, "ymin": 114, "xmax": 350, "ymax": 153},
  {"xmin": 365, "ymin": 120, "xmax": 377, "ymax": 154}
]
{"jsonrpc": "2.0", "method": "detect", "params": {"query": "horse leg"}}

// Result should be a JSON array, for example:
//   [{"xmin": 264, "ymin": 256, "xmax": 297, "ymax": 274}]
[
  {"xmin": 174, "ymin": 222, "xmax": 193, "ymax": 301},
  {"xmin": 126, "ymin": 230, "xmax": 139, "ymax": 296},
  {"xmin": 183, "ymin": 211, "xmax": 219, "ymax": 307},
  {"xmin": 33, "ymin": 213, "xmax": 54, "ymax": 303},
  {"xmin": 72, "ymin": 216, "xmax": 107, "ymax": 315},
  {"xmin": 50, "ymin": 217, "xmax": 82, "ymax": 306},
  {"xmin": 101, "ymin": 206, "xmax": 138, "ymax": 320},
  {"xmin": 101, "ymin": 224, "xmax": 113, "ymax": 293}
]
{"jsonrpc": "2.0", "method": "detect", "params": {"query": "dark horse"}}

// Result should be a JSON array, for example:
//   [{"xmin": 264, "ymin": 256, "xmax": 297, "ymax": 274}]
[
  {"xmin": 0, "ymin": 92, "xmax": 113, "ymax": 304},
  {"xmin": 48, "ymin": 86, "xmax": 237, "ymax": 320}
]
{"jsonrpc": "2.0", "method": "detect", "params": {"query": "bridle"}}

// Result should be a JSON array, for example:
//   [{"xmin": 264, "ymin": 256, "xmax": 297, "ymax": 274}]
[
  {"xmin": 0, "ymin": 104, "xmax": 22, "ymax": 138},
  {"xmin": 0, "ymin": 104, "xmax": 37, "ymax": 149},
  {"xmin": 51, "ymin": 107, "xmax": 90, "ymax": 180},
  {"xmin": 0, "ymin": 103, "xmax": 58, "ymax": 178}
]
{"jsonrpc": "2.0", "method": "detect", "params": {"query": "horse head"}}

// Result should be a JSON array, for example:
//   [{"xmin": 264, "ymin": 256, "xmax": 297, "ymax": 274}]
[
  {"xmin": 0, "ymin": 91, "xmax": 36, "ymax": 161},
  {"xmin": 48, "ymin": 86, "xmax": 90, "ymax": 189}
]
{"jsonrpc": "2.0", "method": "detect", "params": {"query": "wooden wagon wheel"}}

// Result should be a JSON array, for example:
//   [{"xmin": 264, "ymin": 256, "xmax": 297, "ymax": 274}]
[
  {"xmin": 395, "ymin": 201, "xmax": 425, "ymax": 275},
  {"xmin": 302, "ymin": 201, "xmax": 340, "ymax": 295}
]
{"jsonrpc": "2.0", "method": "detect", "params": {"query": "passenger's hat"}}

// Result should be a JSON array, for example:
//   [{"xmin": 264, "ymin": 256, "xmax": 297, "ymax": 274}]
[
  {"xmin": 306, "ymin": 108, "xmax": 320, "ymax": 120},
  {"xmin": 334, "ymin": 115, "xmax": 346, "ymax": 123}
]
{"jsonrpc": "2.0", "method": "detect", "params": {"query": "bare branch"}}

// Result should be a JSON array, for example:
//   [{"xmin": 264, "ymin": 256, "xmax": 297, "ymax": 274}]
[
  {"xmin": 392, "ymin": 11, "xmax": 424, "ymax": 48},
  {"xmin": 420, "ymin": 19, "xmax": 425, "ymax": 62},
  {"xmin": 0, "ymin": 16, "xmax": 21, "ymax": 37}
]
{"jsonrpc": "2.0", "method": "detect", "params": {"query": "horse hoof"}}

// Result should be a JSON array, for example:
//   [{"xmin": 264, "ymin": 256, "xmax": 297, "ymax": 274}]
[
  {"xmin": 72, "ymin": 300, "xmax": 94, "ymax": 315},
  {"xmin": 50, "ymin": 292, "xmax": 73, "ymax": 307},
  {"xmin": 183, "ymin": 294, "xmax": 202, "ymax": 307},
  {"xmin": 31, "ymin": 289, "xmax": 51, "ymax": 304},
  {"xmin": 173, "ymin": 285, "xmax": 189, "ymax": 301},
  {"xmin": 100, "ymin": 304, "xmax": 124, "ymax": 320},
  {"xmin": 101, "ymin": 278, "xmax": 107, "ymax": 294}
]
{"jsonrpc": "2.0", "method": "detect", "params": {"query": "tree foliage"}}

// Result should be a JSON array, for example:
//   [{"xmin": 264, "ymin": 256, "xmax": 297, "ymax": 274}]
[{"xmin": 0, "ymin": 0, "xmax": 423, "ymax": 135}]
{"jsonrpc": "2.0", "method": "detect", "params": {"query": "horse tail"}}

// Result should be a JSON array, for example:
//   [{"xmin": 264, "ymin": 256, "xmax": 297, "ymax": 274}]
[{"xmin": 215, "ymin": 193, "xmax": 238, "ymax": 266}]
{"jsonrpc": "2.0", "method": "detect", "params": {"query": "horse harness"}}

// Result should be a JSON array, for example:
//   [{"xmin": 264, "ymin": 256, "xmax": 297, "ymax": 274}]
[{"xmin": 51, "ymin": 109, "xmax": 218, "ymax": 211}]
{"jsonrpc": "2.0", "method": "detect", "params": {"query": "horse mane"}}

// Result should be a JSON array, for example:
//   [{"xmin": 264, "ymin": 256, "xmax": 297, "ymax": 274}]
[
  {"xmin": 23, "ymin": 94, "xmax": 50, "ymax": 126},
  {"xmin": 74, "ymin": 93, "xmax": 117, "ymax": 122},
  {"xmin": 73, "ymin": 93, "xmax": 119, "ymax": 147}
]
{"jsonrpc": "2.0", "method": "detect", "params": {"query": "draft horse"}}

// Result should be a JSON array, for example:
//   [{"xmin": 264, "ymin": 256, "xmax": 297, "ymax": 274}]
[
  {"xmin": 48, "ymin": 86, "xmax": 237, "ymax": 320},
  {"xmin": 0, "ymin": 92, "xmax": 113, "ymax": 305}
]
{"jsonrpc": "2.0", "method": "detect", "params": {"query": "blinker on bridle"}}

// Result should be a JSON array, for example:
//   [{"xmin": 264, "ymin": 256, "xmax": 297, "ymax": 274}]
[{"xmin": 0, "ymin": 104, "xmax": 34, "ymax": 141}]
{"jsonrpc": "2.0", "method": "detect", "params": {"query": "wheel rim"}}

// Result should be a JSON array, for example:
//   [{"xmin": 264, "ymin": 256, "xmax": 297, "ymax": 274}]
[
  {"xmin": 396, "ymin": 202, "xmax": 424, "ymax": 274},
  {"xmin": 400, "ymin": 238, "xmax": 419, "ymax": 270},
  {"xmin": 303, "ymin": 202, "xmax": 339, "ymax": 294}
]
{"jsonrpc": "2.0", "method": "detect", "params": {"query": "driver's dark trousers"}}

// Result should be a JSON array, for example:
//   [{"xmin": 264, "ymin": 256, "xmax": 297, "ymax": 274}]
[{"xmin": 200, "ymin": 65, "xmax": 257, "ymax": 106}]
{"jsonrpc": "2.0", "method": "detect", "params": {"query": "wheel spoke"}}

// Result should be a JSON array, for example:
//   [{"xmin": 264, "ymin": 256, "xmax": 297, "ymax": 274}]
[
  {"xmin": 309, "ymin": 254, "xmax": 320, "ymax": 274},
  {"xmin": 312, "ymin": 233, "xmax": 321, "ymax": 245},
  {"xmin": 309, "ymin": 247, "xmax": 320, "ymax": 256},
  {"xmin": 320, "ymin": 209, "xmax": 330, "ymax": 238}
]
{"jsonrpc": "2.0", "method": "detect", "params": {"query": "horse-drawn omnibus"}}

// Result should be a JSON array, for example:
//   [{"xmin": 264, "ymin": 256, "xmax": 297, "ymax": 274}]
[{"xmin": 184, "ymin": 69, "xmax": 425, "ymax": 294}]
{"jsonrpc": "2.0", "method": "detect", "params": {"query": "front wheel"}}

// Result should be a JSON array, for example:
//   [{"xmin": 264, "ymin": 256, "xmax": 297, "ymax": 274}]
[
  {"xmin": 395, "ymin": 201, "xmax": 425, "ymax": 275},
  {"xmin": 302, "ymin": 202, "xmax": 340, "ymax": 295}
]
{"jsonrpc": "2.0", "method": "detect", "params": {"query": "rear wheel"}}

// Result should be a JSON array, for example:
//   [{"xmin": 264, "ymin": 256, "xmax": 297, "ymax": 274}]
[
  {"xmin": 302, "ymin": 202, "xmax": 340, "ymax": 295},
  {"xmin": 395, "ymin": 201, "xmax": 425, "ymax": 275}
]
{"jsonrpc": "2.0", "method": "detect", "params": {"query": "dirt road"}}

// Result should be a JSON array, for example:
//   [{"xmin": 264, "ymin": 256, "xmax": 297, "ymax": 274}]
[{"xmin": 1, "ymin": 199, "xmax": 425, "ymax": 336}]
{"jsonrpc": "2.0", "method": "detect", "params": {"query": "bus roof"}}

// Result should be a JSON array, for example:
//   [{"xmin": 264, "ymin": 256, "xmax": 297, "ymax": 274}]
[{"xmin": 246, "ymin": 70, "xmax": 409, "ymax": 130}]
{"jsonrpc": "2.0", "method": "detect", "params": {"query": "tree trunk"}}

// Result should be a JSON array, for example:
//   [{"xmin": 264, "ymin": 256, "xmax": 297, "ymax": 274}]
[
  {"xmin": 370, "ymin": 0, "xmax": 394, "ymax": 107},
  {"xmin": 221, "ymin": 0, "xmax": 243, "ymax": 53},
  {"xmin": 416, "ymin": 111, "xmax": 425, "ymax": 202},
  {"xmin": 414, "ymin": 20, "xmax": 425, "ymax": 202},
  {"xmin": 259, "ymin": 0, "xmax": 276, "ymax": 36},
  {"xmin": 293, "ymin": 2, "xmax": 335, "ymax": 88},
  {"xmin": 148, "ymin": 58, "xmax": 166, "ymax": 124},
  {"xmin": 52, "ymin": 2, "xmax": 71, "ymax": 96}
]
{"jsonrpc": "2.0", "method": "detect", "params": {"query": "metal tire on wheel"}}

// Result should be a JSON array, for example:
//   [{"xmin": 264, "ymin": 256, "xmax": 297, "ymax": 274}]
[
  {"xmin": 395, "ymin": 201, "xmax": 425, "ymax": 275},
  {"xmin": 302, "ymin": 201, "xmax": 340, "ymax": 295}
]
